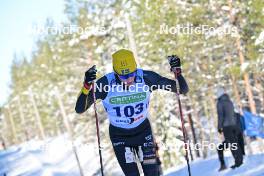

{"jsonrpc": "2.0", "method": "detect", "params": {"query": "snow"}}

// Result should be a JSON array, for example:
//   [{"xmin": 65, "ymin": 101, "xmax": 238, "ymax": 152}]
[
  {"xmin": 1, "ymin": 135, "xmax": 264, "ymax": 176},
  {"xmin": 241, "ymin": 62, "xmax": 250, "ymax": 72},
  {"xmin": 0, "ymin": 135, "xmax": 122, "ymax": 176},
  {"xmin": 165, "ymin": 154, "xmax": 264, "ymax": 176},
  {"xmin": 221, "ymin": 6, "xmax": 230, "ymax": 11},
  {"xmin": 68, "ymin": 38, "xmax": 80, "ymax": 47},
  {"xmin": 255, "ymin": 31, "xmax": 264, "ymax": 45}
]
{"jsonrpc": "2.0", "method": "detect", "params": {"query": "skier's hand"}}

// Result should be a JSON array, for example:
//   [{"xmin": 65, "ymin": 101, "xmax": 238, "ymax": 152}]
[
  {"xmin": 218, "ymin": 128, "xmax": 223, "ymax": 134},
  {"xmin": 84, "ymin": 65, "xmax": 97, "ymax": 86},
  {"xmin": 167, "ymin": 55, "xmax": 181, "ymax": 76}
]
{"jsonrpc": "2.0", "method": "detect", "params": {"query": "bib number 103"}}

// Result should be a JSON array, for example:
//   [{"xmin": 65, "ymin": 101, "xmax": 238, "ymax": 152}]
[{"xmin": 113, "ymin": 103, "xmax": 144, "ymax": 117}]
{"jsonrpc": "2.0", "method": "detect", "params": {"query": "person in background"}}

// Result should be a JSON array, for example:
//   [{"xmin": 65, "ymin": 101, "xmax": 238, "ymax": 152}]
[{"xmin": 216, "ymin": 87, "xmax": 244, "ymax": 171}]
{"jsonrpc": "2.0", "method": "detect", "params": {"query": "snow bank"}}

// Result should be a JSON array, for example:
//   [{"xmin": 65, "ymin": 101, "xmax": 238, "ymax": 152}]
[
  {"xmin": 0, "ymin": 135, "xmax": 122, "ymax": 176},
  {"xmin": 165, "ymin": 154, "xmax": 264, "ymax": 176},
  {"xmin": 1, "ymin": 135, "xmax": 263, "ymax": 176}
]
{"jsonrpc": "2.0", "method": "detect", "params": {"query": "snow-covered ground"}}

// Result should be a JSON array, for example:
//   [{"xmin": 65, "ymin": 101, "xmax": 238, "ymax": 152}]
[
  {"xmin": 0, "ymin": 135, "xmax": 122, "ymax": 176},
  {"xmin": 0, "ymin": 135, "xmax": 264, "ymax": 176},
  {"xmin": 165, "ymin": 154, "xmax": 264, "ymax": 176}
]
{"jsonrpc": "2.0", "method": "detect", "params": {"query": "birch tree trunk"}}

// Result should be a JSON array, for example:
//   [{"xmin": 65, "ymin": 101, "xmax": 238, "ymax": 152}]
[
  {"xmin": 125, "ymin": 14, "xmax": 139, "ymax": 65},
  {"xmin": 28, "ymin": 88, "xmax": 45, "ymax": 140},
  {"xmin": 54, "ymin": 88, "xmax": 84, "ymax": 176},
  {"xmin": 226, "ymin": 55, "xmax": 243, "ymax": 112},
  {"xmin": 18, "ymin": 96, "xmax": 29, "ymax": 141},
  {"xmin": 228, "ymin": 0, "xmax": 257, "ymax": 114},
  {"xmin": 6, "ymin": 106, "xmax": 18, "ymax": 144}
]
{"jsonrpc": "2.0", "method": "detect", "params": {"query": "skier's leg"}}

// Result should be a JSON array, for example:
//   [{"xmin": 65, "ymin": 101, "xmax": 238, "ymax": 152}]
[
  {"xmin": 112, "ymin": 143, "xmax": 140, "ymax": 176},
  {"xmin": 155, "ymin": 142, "xmax": 163, "ymax": 175},
  {"xmin": 140, "ymin": 133, "xmax": 159, "ymax": 176},
  {"xmin": 109, "ymin": 125, "xmax": 140, "ymax": 176},
  {"xmin": 141, "ymin": 146, "xmax": 159, "ymax": 175}
]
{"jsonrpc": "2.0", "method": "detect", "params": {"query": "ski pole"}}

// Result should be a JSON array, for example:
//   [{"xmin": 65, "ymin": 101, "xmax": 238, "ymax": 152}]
[
  {"xmin": 91, "ymin": 81, "xmax": 104, "ymax": 176},
  {"xmin": 172, "ymin": 69, "xmax": 192, "ymax": 176},
  {"xmin": 72, "ymin": 141, "xmax": 84, "ymax": 176}
]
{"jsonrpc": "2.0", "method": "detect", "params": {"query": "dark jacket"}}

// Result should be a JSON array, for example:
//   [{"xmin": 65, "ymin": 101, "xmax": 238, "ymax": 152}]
[
  {"xmin": 217, "ymin": 94, "xmax": 236, "ymax": 129},
  {"xmin": 75, "ymin": 70, "xmax": 189, "ymax": 114}
]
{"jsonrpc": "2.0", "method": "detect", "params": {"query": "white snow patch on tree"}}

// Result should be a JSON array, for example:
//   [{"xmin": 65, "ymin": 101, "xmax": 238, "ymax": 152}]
[
  {"xmin": 255, "ymin": 31, "xmax": 264, "ymax": 45},
  {"xmin": 240, "ymin": 62, "xmax": 249, "ymax": 72}
]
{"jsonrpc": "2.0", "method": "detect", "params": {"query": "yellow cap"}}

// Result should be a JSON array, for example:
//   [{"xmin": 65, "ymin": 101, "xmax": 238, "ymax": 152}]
[{"xmin": 112, "ymin": 49, "xmax": 137, "ymax": 75}]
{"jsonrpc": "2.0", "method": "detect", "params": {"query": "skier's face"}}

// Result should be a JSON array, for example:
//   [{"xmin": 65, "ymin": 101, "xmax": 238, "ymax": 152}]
[
  {"xmin": 120, "ymin": 76, "xmax": 135, "ymax": 85},
  {"xmin": 117, "ymin": 71, "xmax": 136, "ymax": 85}
]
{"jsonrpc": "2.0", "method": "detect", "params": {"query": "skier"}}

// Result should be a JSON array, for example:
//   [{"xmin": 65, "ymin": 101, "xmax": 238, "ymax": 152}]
[
  {"xmin": 75, "ymin": 49, "xmax": 189, "ymax": 176},
  {"xmin": 216, "ymin": 87, "xmax": 244, "ymax": 171}
]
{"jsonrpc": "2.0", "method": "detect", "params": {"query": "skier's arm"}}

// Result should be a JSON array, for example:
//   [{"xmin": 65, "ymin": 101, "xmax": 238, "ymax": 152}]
[
  {"xmin": 75, "ymin": 76, "xmax": 108, "ymax": 114},
  {"xmin": 143, "ymin": 70, "xmax": 189, "ymax": 94},
  {"xmin": 217, "ymin": 102, "xmax": 224, "ymax": 130}
]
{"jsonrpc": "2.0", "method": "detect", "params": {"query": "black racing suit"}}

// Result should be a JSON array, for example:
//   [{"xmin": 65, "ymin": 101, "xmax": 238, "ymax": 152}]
[{"xmin": 75, "ymin": 70, "xmax": 189, "ymax": 176}]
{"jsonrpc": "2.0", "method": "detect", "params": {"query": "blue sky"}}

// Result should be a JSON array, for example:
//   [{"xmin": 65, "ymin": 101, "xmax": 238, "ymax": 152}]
[{"xmin": 0, "ymin": 0, "xmax": 66, "ymax": 106}]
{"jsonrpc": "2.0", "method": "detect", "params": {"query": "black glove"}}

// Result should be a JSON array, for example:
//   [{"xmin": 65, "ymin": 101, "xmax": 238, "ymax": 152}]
[
  {"xmin": 167, "ymin": 55, "xmax": 181, "ymax": 76},
  {"xmin": 84, "ymin": 65, "xmax": 97, "ymax": 85},
  {"xmin": 218, "ymin": 128, "xmax": 223, "ymax": 134}
]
